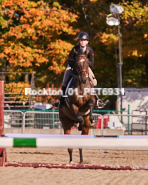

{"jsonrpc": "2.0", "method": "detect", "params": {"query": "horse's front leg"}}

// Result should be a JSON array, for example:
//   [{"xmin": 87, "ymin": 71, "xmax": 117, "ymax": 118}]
[
  {"xmin": 70, "ymin": 104, "xmax": 83, "ymax": 131},
  {"xmin": 88, "ymin": 99, "xmax": 95, "ymax": 126},
  {"xmin": 65, "ymin": 129, "xmax": 73, "ymax": 163}
]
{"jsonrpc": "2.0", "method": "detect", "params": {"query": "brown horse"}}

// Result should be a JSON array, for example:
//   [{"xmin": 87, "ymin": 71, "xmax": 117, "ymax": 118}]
[{"xmin": 59, "ymin": 53, "xmax": 95, "ymax": 163}]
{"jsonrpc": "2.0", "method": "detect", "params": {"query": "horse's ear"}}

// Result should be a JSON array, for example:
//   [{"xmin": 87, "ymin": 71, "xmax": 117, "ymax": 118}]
[{"xmin": 74, "ymin": 48, "xmax": 78, "ymax": 55}]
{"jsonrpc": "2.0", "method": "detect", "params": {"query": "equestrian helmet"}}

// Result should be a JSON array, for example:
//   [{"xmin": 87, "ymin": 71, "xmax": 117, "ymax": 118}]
[{"xmin": 78, "ymin": 32, "xmax": 89, "ymax": 40}]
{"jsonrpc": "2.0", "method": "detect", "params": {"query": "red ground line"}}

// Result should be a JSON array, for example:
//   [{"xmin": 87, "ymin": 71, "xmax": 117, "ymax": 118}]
[{"xmin": 4, "ymin": 162, "xmax": 148, "ymax": 170}]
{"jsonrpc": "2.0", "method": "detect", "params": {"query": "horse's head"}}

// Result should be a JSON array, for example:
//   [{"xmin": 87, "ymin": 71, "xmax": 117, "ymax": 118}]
[{"xmin": 74, "ymin": 50, "xmax": 89, "ymax": 84}]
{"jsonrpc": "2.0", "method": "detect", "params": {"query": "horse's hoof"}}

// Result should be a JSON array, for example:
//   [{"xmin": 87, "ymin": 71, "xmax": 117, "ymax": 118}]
[
  {"xmin": 78, "ymin": 126, "xmax": 82, "ymax": 131},
  {"xmin": 77, "ymin": 123, "xmax": 82, "ymax": 131},
  {"xmin": 89, "ymin": 123, "xmax": 95, "ymax": 127},
  {"xmin": 69, "ymin": 161, "xmax": 73, "ymax": 164},
  {"xmin": 74, "ymin": 123, "xmax": 78, "ymax": 128},
  {"xmin": 89, "ymin": 120, "xmax": 95, "ymax": 127}
]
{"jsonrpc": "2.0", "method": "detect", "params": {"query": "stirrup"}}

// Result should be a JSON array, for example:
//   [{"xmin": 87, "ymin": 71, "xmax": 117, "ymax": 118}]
[{"xmin": 96, "ymin": 99, "xmax": 106, "ymax": 109}]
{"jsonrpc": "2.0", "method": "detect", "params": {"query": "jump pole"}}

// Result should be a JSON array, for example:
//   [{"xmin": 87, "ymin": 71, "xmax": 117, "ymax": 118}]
[
  {"xmin": 2, "ymin": 137, "xmax": 148, "ymax": 150},
  {"xmin": 2, "ymin": 136, "xmax": 148, "ymax": 169},
  {"xmin": 4, "ymin": 162, "xmax": 148, "ymax": 170},
  {"xmin": 0, "ymin": 80, "xmax": 6, "ymax": 167},
  {"xmin": 2, "ymin": 136, "xmax": 148, "ymax": 170}
]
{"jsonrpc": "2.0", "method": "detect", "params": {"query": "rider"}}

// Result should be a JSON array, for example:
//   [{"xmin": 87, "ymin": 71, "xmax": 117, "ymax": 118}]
[{"xmin": 59, "ymin": 32, "xmax": 98, "ymax": 108}]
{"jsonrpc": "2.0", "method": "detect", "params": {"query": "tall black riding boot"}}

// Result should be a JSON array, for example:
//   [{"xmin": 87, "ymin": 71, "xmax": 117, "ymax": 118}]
[{"xmin": 59, "ymin": 85, "xmax": 66, "ymax": 108}]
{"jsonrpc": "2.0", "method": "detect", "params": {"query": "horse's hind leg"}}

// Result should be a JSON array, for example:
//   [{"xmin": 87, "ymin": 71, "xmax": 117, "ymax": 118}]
[
  {"xmin": 68, "ymin": 149, "xmax": 73, "ymax": 163},
  {"xmin": 79, "ymin": 149, "xmax": 83, "ymax": 163},
  {"xmin": 65, "ymin": 125, "xmax": 74, "ymax": 163},
  {"xmin": 59, "ymin": 112, "xmax": 74, "ymax": 163},
  {"xmin": 79, "ymin": 117, "xmax": 90, "ymax": 163}
]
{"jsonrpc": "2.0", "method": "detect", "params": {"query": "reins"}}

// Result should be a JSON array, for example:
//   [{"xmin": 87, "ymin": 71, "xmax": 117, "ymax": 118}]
[{"xmin": 71, "ymin": 72, "xmax": 79, "ymax": 79}]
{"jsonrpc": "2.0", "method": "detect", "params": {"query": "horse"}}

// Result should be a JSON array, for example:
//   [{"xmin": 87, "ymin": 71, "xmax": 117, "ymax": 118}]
[{"xmin": 59, "ymin": 52, "xmax": 96, "ymax": 163}]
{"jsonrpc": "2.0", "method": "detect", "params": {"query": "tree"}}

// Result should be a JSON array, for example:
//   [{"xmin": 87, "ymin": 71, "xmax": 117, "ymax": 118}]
[
  {"xmin": 0, "ymin": 0, "xmax": 78, "ymax": 89},
  {"xmin": 2, "ymin": 0, "xmax": 148, "ymax": 108}
]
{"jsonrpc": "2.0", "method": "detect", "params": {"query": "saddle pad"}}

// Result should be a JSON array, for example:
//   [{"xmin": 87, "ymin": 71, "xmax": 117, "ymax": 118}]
[{"xmin": 64, "ymin": 77, "xmax": 73, "ymax": 108}]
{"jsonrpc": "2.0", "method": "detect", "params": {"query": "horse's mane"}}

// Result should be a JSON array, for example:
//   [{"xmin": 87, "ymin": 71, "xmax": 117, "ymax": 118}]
[{"xmin": 77, "ymin": 49, "xmax": 88, "ymax": 56}]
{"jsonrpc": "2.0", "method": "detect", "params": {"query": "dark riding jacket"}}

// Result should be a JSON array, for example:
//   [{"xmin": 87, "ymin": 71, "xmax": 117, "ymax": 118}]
[{"xmin": 68, "ymin": 45, "xmax": 94, "ymax": 68}]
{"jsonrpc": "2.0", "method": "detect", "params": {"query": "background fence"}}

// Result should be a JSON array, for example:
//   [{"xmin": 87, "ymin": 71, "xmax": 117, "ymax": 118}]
[
  {"xmin": 3, "ymin": 110, "xmax": 103, "ymax": 133},
  {"xmin": 3, "ymin": 110, "xmax": 148, "ymax": 135},
  {"xmin": 4, "ymin": 110, "xmax": 23, "ymax": 128}
]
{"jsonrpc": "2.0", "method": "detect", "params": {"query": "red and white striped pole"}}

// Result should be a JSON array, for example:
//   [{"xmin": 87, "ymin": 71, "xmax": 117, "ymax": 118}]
[{"xmin": 0, "ymin": 81, "xmax": 4, "ymax": 136}]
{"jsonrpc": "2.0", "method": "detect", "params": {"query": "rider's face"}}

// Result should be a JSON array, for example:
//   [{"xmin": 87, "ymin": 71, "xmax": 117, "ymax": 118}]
[{"xmin": 79, "ymin": 39, "xmax": 89, "ymax": 47}]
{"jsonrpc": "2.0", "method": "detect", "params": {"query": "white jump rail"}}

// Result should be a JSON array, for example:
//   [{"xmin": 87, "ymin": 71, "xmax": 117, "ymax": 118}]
[{"xmin": 1, "ymin": 137, "xmax": 148, "ymax": 150}]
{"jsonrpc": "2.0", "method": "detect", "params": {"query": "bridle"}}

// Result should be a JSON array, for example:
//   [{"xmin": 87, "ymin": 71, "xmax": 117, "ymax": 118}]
[
  {"xmin": 72, "ymin": 56, "xmax": 89, "ymax": 80},
  {"xmin": 78, "ymin": 69, "xmax": 88, "ymax": 75}
]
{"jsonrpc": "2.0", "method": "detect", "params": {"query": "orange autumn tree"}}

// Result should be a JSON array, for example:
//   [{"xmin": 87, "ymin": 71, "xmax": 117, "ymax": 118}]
[
  {"xmin": 0, "ymin": 0, "xmax": 78, "ymax": 94},
  {"xmin": 4, "ymin": 82, "xmax": 30, "ymax": 101}
]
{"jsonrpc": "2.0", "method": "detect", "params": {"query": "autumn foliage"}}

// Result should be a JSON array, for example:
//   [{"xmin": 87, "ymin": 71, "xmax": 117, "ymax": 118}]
[{"xmin": 0, "ymin": 0, "xmax": 78, "ymax": 87}]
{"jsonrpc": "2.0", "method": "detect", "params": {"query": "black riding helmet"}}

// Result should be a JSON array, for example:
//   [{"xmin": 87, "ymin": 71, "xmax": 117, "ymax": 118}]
[{"xmin": 78, "ymin": 32, "xmax": 89, "ymax": 41}]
